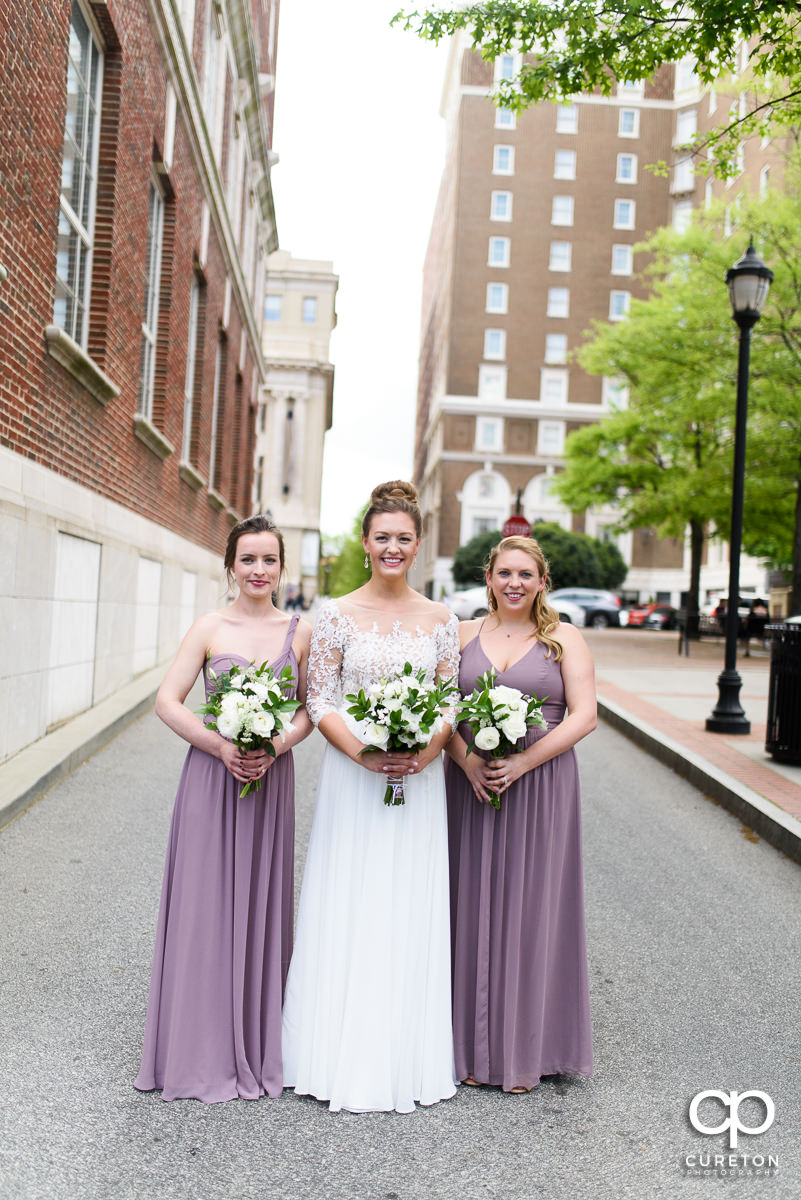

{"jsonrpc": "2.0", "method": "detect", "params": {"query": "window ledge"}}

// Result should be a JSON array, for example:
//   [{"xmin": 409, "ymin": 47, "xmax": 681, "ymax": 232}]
[
  {"xmin": 179, "ymin": 459, "xmax": 206, "ymax": 491},
  {"xmin": 133, "ymin": 413, "xmax": 174, "ymax": 460},
  {"xmin": 44, "ymin": 325, "xmax": 120, "ymax": 406},
  {"xmin": 207, "ymin": 488, "xmax": 226, "ymax": 511}
]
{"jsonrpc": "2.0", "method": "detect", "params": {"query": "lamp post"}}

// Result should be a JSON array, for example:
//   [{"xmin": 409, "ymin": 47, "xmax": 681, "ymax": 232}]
[{"xmin": 706, "ymin": 239, "xmax": 773, "ymax": 734}]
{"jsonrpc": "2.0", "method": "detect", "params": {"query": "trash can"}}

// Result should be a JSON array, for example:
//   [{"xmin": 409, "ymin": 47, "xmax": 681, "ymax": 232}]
[{"xmin": 765, "ymin": 622, "xmax": 801, "ymax": 764}]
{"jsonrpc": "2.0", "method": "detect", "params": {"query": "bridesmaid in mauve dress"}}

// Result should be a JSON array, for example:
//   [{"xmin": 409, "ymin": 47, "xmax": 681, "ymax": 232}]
[
  {"xmin": 444, "ymin": 535, "xmax": 597, "ymax": 1093},
  {"xmin": 134, "ymin": 515, "xmax": 312, "ymax": 1102}
]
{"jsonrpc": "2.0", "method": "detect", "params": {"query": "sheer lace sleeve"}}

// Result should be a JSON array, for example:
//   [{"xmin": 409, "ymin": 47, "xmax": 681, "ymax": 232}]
[
  {"xmin": 435, "ymin": 612, "xmax": 461, "ymax": 730},
  {"xmin": 306, "ymin": 600, "xmax": 346, "ymax": 727}
]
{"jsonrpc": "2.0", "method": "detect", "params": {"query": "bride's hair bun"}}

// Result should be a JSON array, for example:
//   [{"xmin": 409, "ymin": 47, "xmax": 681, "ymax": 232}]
[
  {"xmin": 370, "ymin": 480, "xmax": 418, "ymax": 505},
  {"xmin": 362, "ymin": 479, "xmax": 422, "ymax": 538}
]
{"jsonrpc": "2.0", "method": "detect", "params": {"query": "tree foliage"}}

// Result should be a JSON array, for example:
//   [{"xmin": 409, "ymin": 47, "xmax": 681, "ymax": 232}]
[
  {"xmin": 394, "ymin": 1, "xmax": 801, "ymax": 176},
  {"xmin": 451, "ymin": 524, "xmax": 627, "ymax": 590},
  {"xmin": 551, "ymin": 176, "xmax": 801, "ymax": 613},
  {"xmin": 323, "ymin": 507, "xmax": 370, "ymax": 597}
]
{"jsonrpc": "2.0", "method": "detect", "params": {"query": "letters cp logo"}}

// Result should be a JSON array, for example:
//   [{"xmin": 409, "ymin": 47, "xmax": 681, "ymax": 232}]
[{"xmin": 689, "ymin": 1090, "xmax": 775, "ymax": 1149}]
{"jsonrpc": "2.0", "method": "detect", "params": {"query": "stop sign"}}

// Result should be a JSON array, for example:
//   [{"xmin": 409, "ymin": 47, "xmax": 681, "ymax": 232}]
[{"xmin": 502, "ymin": 513, "xmax": 531, "ymax": 538}]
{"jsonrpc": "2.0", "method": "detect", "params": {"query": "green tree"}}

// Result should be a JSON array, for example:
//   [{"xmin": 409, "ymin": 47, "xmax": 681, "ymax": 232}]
[
  {"xmin": 324, "ymin": 507, "xmax": 370, "ymax": 597},
  {"xmin": 452, "ymin": 529, "xmax": 503, "ymax": 585},
  {"xmin": 395, "ymin": 1, "xmax": 801, "ymax": 176},
  {"xmin": 551, "ymin": 190, "xmax": 801, "ymax": 620},
  {"xmin": 592, "ymin": 536, "xmax": 628, "ymax": 590}
]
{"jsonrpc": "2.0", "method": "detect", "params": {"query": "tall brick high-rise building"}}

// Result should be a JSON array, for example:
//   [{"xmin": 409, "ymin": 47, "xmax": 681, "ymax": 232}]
[
  {"xmin": 414, "ymin": 36, "xmax": 778, "ymax": 604},
  {"xmin": 0, "ymin": 0, "xmax": 279, "ymax": 765}
]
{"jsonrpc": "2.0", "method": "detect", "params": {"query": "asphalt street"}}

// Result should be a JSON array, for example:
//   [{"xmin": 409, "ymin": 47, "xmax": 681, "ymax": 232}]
[{"xmin": 1, "ymin": 699, "xmax": 800, "ymax": 1200}]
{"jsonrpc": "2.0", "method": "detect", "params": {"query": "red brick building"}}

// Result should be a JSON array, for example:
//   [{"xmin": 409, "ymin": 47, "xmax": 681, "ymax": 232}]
[
  {"xmin": 0, "ymin": 0, "xmax": 278, "ymax": 762},
  {"xmin": 414, "ymin": 37, "xmax": 776, "ymax": 605}
]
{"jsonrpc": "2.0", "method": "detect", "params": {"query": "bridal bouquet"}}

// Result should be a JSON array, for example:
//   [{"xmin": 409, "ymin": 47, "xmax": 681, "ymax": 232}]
[
  {"xmin": 345, "ymin": 662, "xmax": 457, "ymax": 806},
  {"xmin": 456, "ymin": 669, "xmax": 547, "ymax": 809},
  {"xmin": 198, "ymin": 659, "xmax": 300, "ymax": 796}
]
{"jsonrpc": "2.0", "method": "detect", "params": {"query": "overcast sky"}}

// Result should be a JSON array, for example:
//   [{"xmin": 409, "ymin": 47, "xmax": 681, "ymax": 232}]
[{"xmin": 271, "ymin": 1, "xmax": 451, "ymax": 538}]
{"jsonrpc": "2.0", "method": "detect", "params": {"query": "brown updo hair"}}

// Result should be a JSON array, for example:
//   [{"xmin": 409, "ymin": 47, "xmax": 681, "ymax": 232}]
[
  {"xmin": 224, "ymin": 514, "xmax": 285, "ymax": 590},
  {"xmin": 485, "ymin": 536, "xmax": 563, "ymax": 660},
  {"xmin": 361, "ymin": 480, "xmax": 422, "ymax": 538}
]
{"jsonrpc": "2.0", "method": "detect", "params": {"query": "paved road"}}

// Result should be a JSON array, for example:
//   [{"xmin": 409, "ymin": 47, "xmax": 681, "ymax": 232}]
[{"xmin": 1, "ymin": 702, "xmax": 800, "ymax": 1200}]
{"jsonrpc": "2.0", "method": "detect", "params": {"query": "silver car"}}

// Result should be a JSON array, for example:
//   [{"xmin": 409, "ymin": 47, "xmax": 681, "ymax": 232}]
[{"xmin": 444, "ymin": 584, "xmax": 586, "ymax": 626}]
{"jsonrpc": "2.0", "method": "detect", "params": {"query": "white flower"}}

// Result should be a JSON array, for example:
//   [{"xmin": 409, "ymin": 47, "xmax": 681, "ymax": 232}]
[
  {"xmin": 500, "ymin": 714, "xmax": 527, "ymax": 741},
  {"xmin": 251, "ymin": 710, "xmax": 276, "ymax": 737},
  {"xmin": 383, "ymin": 697, "xmax": 403, "ymax": 712},
  {"xmin": 217, "ymin": 710, "xmax": 241, "ymax": 739},
  {"xmin": 363, "ymin": 720, "xmax": 390, "ymax": 749},
  {"xmin": 489, "ymin": 684, "xmax": 524, "ymax": 707},
  {"xmin": 475, "ymin": 726, "xmax": 500, "ymax": 751},
  {"xmin": 245, "ymin": 680, "xmax": 271, "ymax": 700}
]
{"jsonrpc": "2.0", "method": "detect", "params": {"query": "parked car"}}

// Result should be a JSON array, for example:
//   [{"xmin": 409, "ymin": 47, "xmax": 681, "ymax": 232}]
[
  {"xmin": 642, "ymin": 605, "xmax": 679, "ymax": 631},
  {"xmin": 547, "ymin": 587, "xmax": 622, "ymax": 629},
  {"xmin": 444, "ymin": 585, "xmax": 586, "ymax": 626},
  {"xmin": 626, "ymin": 602, "xmax": 661, "ymax": 628}
]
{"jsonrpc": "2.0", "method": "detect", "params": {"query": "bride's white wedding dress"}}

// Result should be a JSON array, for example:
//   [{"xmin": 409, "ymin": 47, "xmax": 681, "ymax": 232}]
[{"xmin": 281, "ymin": 597, "xmax": 460, "ymax": 1113}]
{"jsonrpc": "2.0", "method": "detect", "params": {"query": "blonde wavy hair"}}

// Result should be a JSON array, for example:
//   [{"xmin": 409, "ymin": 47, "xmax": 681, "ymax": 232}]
[{"xmin": 485, "ymin": 536, "xmax": 564, "ymax": 660}]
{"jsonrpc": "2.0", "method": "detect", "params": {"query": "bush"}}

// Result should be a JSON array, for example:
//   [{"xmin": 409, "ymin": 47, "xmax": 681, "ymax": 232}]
[{"xmin": 451, "ymin": 523, "xmax": 628, "ymax": 592}]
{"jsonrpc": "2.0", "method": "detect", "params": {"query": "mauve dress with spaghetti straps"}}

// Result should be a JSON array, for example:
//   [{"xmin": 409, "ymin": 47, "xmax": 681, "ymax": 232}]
[
  {"xmin": 134, "ymin": 615, "xmax": 299, "ymax": 1102},
  {"xmin": 444, "ymin": 632, "xmax": 593, "ymax": 1090}
]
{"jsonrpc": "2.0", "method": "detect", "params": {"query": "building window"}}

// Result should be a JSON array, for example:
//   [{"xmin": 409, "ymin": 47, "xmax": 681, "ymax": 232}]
[
  {"xmin": 618, "ymin": 79, "xmax": 644, "ymax": 98},
  {"xmin": 603, "ymin": 377, "xmax": 629, "ymax": 410},
  {"xmin": 490, "ymin": 190, "xmax": 513, "ymax": 221},
  {"xmin": 137, "ymin": 179, "xmax": 165, "ymax": 421},
  {"xmin": 609, "ymin": 290, "xmax": 631, "ymax": 321},
  {"xmin": 55, "ymin": 2, "xmax": 104, "ymax": 347},
  {"xmin": 545, "ymin": 333, "xmax": 568, "ymax": 364},
  {"xmin": 614, "ymin": 198, "xmax": 635, "ymax": 229},
  {"xmin": 616, "ymin": 153, "xmax": 637, "ymax": 183},
  {"xmin": 181, "ymin": 276, "xmax": 201, "ymax": 461},
  {"xmin": 208, "ymin": 338, "xmax": 224, "ymax": 490},
  {"xmin": 554, "ymin": 149, "xmax": 576, "ymax": 179},
  {"xmin": 618, "ymin": 108, "xmax": 639, "ymax": 137},
  {"xmin": 708, "ymin": 87, "xmax": 717, "ymax": 115},
  {"xmin": 486, "ymin": 282, "xmax": 509, "ymax": 314},
  {"xmin": 673, "ymin": 199, "xmax": 693, "ymax": 231},
  {"xmin": 264, "ymin": 294, "xmax": 281, "ymax": 321},
  {"xmin": 549, "ymin": 241, "xmax": 572, "ymax": 272},
  {"xmin": 476, "ymin": 418, "xmax": 503, "ymax": 452},
  {"xmin": 611, "ymin": 244, "xmax": 633, "ymax": 275},
  {"xmin": 484, "ymin": 329, "xmax": 506, "ymax": 360},
  {"xmin": 547, "ymin": 287, "xmax": 569, "ymax": 318},
  {"xmin": 540, "ymin": 369, "xmax": 568, "ymax": 405},
  {"xmin": 488, "ymin": 236, "xmax": 511, "ymax": 267},
  {"xmin": 675, "ymin": 56, "xmax": 697, "ymax": 92},
  {"xmin": 477, "ymin": 364, "xmax": 507, "ymax": 401},
  {"xmin": 760, "ymin": 164, "xmax": 771, "ymax": 195},
  {"xmin": 495, "ymin": 53, "xmax": 517, "ymax": 82},
  {"xmin": 302, "ymin": 296, "xmax": 317, "ymax": 323},
  {"xmin": 473, "ymin": 516, "xmax": 498, "ymax": 536},
  {"xmin": 493, "ymin": 145, "xmax": 515, "ymax": 174},
  {"xmin": 672, "ymin": 157, "xmax": 694, "ymax": 193},
  {"xmin": 551, "ymin": 195, "xmax": 574, "ymax": 226},
  {"xmin": 675, "ymin": 108, "xmax": 697, "ymax": 145},
  {"xmin": 538, "ymin": 421, "xmax": 565, "ymax": 456},
  {"xmin": 495, "ymin": 107, "xmax": 516, "ymax": 130},
  {"xmin": 203, "ymin": 0, "xmax": 223, "ymax": 151},
  {"xmin": 556, "ymin": 103, "xmax": 578, "ymax": 134}
]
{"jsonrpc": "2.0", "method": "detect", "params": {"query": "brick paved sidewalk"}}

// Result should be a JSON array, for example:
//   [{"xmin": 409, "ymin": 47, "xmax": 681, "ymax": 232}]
[{"xmin": 587, "ymin": 626, "xmax": 801, "ymax": 861}]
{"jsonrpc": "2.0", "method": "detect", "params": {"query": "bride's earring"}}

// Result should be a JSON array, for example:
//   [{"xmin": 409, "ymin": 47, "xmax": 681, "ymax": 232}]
[
  {"xmin": 364, "ymin": 554, "xmax": 370, "ymax": 569},
  {"xmin": 412, "ymin": 555, "xmax": 417, "ymax": 568}
]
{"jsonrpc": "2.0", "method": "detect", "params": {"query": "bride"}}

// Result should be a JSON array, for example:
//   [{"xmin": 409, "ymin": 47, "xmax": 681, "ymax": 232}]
[{"xmin": 281, "ymin": 480, "xmax": 459, "ymax": 1112}]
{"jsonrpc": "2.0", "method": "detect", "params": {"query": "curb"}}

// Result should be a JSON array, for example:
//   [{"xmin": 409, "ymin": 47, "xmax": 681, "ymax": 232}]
[
  {"xmin": 0, "ymin": 665, "xmax": 164, "ymax": 831},
  {"xmin": 598, "ymin": 695, "xmax": 801, "ymax": 867}
]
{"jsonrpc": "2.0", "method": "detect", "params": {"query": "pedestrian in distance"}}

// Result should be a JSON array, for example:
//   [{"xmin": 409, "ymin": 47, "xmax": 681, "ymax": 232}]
[
  {"xmin": 281, "ymin": 480, "xmax": 460, "ymax": 1113},
  {"xmin": 134, "ymin": 514, "xmax": 312, "ymax": 1102},
  {"xmin": 742, "ymin": 597, "xmax": 769, "ymax": 657},
  {"xmin": 444, "ymin": 536, "xmax": 596, "ymax": 1093}
]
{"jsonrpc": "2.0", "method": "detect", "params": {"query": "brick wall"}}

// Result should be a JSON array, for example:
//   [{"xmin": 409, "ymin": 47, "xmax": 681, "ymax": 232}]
[{"xmin": 0, "ymin": 0, "xmax": 265, "ymax": 559}]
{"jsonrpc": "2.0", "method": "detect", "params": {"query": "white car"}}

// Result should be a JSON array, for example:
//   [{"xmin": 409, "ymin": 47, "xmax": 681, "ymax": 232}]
[{"xmin": 444, "ymin": 585, "xmax": 586, "ymax": 627}]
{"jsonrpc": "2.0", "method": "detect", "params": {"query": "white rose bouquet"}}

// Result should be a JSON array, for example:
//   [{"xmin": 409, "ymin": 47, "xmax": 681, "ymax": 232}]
[
  {"xmin": 456, "ymin": 669, "xmax": 547, "ymax": 809},
  {"xmin": 345, "ymin": 662, "xmax": 456, "ymax": 806},
  {"xmin": 198, "ymin": 659, "xmax": 300, "ymax": 796}
]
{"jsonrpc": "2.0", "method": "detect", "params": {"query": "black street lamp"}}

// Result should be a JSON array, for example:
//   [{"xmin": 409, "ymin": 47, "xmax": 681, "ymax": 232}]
[{"xmin": 706, "ymin": 239, "xmax": 773, "ymax": 734}]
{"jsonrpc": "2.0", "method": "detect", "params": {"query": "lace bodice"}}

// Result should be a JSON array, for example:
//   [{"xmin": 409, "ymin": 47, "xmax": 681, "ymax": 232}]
[{"xmin": 306, "ymin": 597, "xmax": 460, "ymax": 730}]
